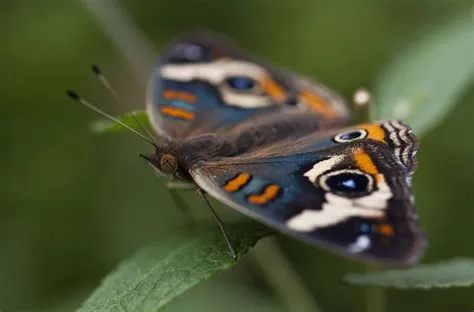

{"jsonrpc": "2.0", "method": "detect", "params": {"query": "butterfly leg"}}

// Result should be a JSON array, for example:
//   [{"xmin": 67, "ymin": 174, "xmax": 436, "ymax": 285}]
[
  {"xmin": 196, "ymin": 188, "xmax": 237, "ymax": 260},
  {"xmin": 167, "ymin": 182, "xmax": 195, "ymax": 227},
  {"xmin": 166, "ymin": 181, "xmax": 195, "ymax": 190}
]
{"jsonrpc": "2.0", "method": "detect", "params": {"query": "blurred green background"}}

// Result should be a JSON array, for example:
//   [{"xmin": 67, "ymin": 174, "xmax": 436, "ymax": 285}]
[{"xmin": 3, "ymin": 0, "xmax": 474, "ymax": 311}]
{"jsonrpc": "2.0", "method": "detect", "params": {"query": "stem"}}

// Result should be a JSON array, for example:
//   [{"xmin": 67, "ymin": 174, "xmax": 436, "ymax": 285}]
[
  {"xmin": 365, "ymin": 266, "xmax": 387, "ymax": 312},
  {"xmin": 252, "ymin": 237, "xmax": 324, "ymax": 312}
]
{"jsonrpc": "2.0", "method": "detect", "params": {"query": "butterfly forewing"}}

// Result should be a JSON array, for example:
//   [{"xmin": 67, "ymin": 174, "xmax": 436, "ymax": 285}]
[{"xmin": 147, "ymin": 31, "xmax": 350, "ymax": 142}]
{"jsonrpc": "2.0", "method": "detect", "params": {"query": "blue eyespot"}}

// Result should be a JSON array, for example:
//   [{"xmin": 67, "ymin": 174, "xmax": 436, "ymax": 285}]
[
  {"xmin": 226, "ymin": 76, "xmax": 256, "ymax": 91},
  {"xmin": 334, "ymin": 129, "xmax": 367, "ymax": 143},
  {"xmin": 360, "ymin": 223, "xmax": 371, "ymax": 233},
  {"xmin": 325, "ymin": 172, "xmax": 371, "ymax": 194}
]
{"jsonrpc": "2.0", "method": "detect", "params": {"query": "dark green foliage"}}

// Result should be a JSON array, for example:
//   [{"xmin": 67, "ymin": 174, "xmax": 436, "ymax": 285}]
[
  {"xmin": 4, "ymin": 1, "xmax": 474, "ymax": 311},
  {"xmin": 344, "ymin": 259, "xmax": 474, "ymax": 289},
  {"xmin": 78, "ymin": 224, "xmax": 271, "ymax": 312}
]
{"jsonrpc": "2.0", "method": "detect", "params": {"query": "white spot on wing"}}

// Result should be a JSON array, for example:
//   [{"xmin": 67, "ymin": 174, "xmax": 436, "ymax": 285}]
[
  {"xmin": 348, "ymin": 235, "xmax": 371, "ymax": 253},
  {"xmin": 353, "ymin": 179, "xmax": 391, "ymax": 209},
  {"xmin": 391, "ymin": 120, "xmax": 408, "ymax": 131},
  {"xmin": 383, "ymin": 121, "xmax": 400, "ymax": 146},
  {"xmin": 304, "ymin": 156, "xmax": 344, "ymax": 183},
  {"xmin": 220, "ymin": 92, "xmax": 273, "ymax": 108},
  {"xmin": 286, "ymin": 198, "xmax": 384, "ymax": 232},
  {"xmin": 383, "ymin": 121, "xmax": 404, "ymax": 167},
  {"xmin": 160, "ymin": 59, "xmax": 275, "ymax": 108},
  {"xmin": 161, "ymin": 59, "xmax": 266, "ymax": 83}
]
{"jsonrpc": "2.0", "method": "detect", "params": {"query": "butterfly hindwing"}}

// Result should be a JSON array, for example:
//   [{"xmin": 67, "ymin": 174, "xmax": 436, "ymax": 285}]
[
  {"xmin": 187, "ymin": 120, "xmax": 426, "ymax": 266},
  {"xmin": 147, "ymin": 31, "xmax": 350, "ymax": 142}
]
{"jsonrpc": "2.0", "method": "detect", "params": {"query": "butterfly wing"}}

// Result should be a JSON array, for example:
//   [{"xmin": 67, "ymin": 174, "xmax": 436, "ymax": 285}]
[
  {"xmin": 147, "ymin": 31, "xmax": 350, "ymax": 142},
  {"xmin": 185, "ymin": 120, "xmax": 426, "ymax": 266}
]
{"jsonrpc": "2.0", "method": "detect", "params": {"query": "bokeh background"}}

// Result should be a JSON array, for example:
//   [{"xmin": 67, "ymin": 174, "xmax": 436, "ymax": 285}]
[{"xmin": 3, "ymin": 0, "xmax": 474, "ymax": 311}]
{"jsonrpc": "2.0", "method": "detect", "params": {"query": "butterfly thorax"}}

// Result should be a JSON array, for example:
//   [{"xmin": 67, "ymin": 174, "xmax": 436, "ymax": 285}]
[{"xmin": 177, "ymin": 135, "xmax": 233, "ymax": 170}]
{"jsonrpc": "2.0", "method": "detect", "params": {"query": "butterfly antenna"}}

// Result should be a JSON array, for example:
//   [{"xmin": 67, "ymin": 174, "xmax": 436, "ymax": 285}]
[
  {"xmin": 66, "ymin": 90, "xmax": 159, "ymax": 148},
  {"xmin": 91, "ymin": 64, "xmax": 160, "ymax": 146}
]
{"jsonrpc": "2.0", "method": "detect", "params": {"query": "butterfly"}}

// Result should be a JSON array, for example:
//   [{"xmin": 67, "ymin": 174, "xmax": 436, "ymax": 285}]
[{"xmin": 70, "ymin": 31, "xmax": 427, "ymax": 267}]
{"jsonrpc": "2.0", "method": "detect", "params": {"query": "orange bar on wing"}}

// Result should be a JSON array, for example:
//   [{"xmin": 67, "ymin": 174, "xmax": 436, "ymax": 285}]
[
  {"xmin": 224, "ymin": 173, "xmax": 251, "ymax": 192},
  {"xmin": 262, "ymin": 78, "xmax": 286, "ymax": 102},
  {"xmin": 159, "ymin": 106, "xmax": 194, "ymax": 120},
  {"xmin": 299, "ymin": 90, "xmax": 337, "ymax": 118},
  {"xmin": 353, "ymin": 148, "xmax": 381, "ymax": 182},
  {"xmin": 163, "ymin": 90, "xmax": 197, "ymax": 103},
  {"xmin": 248, "ymin": 184, "xmax": 280, "ymax": 205},
  {"xmin": 359, "ymin": 123, "xmax": 386, "ymax": 143}
]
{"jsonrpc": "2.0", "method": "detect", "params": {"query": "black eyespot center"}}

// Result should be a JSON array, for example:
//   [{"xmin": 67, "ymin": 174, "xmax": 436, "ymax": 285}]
[
  {"xmin": 225, "ymin": 76, "xmax": 257, "ymax": 91},
  {"xmin": 324, "ymin": 171, "xmax": 372, "ymax": 195}
]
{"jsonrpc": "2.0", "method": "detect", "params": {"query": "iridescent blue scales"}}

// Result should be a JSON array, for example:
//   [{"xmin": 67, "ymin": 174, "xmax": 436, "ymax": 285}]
[{"xmin": 144, "ymin": 31, "xmax": 426, "ymax": 267}]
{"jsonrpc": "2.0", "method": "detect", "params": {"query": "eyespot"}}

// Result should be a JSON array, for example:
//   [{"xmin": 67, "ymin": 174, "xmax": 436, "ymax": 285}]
[
  {"xmin": 319, "ymin": 170, "xmax": 373, "ymax": 196},
  {"xmin": 164, "ymin": 43, "xmax": 210, "ymax": 63},
  {"xmin": 359, "ymin": 223, "xmax": 371, "ymax": 234},
  {"xmin": 225, "ymin": 76, "xmax": 257, "ymax": 91},
  {"xmin": 334, "ymin": 129, "xmax": 367, "ymax": 143}
]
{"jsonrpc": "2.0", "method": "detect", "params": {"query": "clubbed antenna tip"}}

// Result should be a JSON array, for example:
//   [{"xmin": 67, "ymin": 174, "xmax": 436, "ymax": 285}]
[
  {"xmin": 91, "ymin": 64, "xmax": 102, "ymax": 76},
  {"xmin": 138, "ymin": 153, "xmax": 151, "ymax": 162},
  {"xmin": 66, "ymin": 89, "xmax": 80, "ymax": 101}
]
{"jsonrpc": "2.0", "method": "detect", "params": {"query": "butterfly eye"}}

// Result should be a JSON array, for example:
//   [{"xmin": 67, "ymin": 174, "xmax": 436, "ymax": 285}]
[
  {"xmin": 334, "ymin": 129, "xmax": 367, "ymax": 143},
  {"xmin": 225, "ymin": 76, "xmax": 257, "ymax": 91},
  {"xmin": 320, "ymin": 170, "xmax": 373, "ymax": 196},
  {"xmin": 159, "ymin": 153, "xmax": 178, "ymax": 174}
]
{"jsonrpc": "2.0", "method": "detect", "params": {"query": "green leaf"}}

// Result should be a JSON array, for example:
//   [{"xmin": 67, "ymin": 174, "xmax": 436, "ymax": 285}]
[
  {"xmin": 344, "ymin": 258, "xmax": 474, "ymax": 289},
  {"xmin": 166, "ymin": 280, "xmax": 285, "ymax": 312},
  {"xmin": 372, "ymin": 14, "xmax": 474, "ymax": 136},
  {"xmin": 90, "ymin": 110, "xmax": 150, "ymax": 134},
  {"xmin": 77, "ymin": 223, "xmax": 272, "ymax": 312}
]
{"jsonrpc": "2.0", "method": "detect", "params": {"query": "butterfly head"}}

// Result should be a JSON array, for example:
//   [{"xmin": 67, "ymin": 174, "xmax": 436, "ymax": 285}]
[{"xmin": 140, "ymin": 148, "xmax": 188, "ymax": 180}]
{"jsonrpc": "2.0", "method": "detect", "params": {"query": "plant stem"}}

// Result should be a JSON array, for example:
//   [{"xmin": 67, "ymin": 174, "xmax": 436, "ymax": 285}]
[
  {"xmin": 252, "ymin": 238, "xmax": 324, "ymax": 312},
  {"xmin": 365, "ymin": 266, "xmax": 387, "ymax": 312}
]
